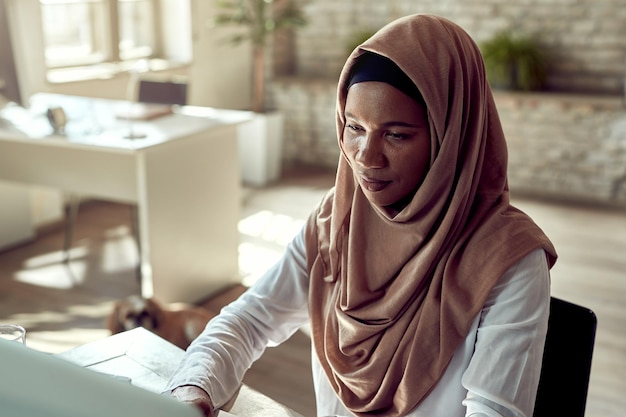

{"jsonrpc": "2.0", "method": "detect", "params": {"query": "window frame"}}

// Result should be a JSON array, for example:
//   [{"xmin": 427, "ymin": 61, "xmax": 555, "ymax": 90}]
[{"xmin": 39, "ymin": 0, "xmax": 162, "ymax": 71}]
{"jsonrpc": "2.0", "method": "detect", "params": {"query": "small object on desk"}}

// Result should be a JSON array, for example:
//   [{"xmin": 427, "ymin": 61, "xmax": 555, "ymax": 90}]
[
  {"xmin": 0, "ymin": 323, "xmax": 26, "ymax": 344},
  {"xmin": 124, "ymin": 126, "xmax": 148, "ymax": 139},
  {"xmin": 115, "ymin": 102, "xmax": 173, "ymax": 121},
  {"xmin": 46, "ymin": 106, "xmax": 67, "ymax": 134},
  {"xmin": 116, "ymin": 102, "xmax": 173, "ymax": 139}
]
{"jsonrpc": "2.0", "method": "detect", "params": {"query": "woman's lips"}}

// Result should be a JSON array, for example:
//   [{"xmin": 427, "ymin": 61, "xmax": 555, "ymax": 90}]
[{"xmin": 360, "ymin": 176, "xmax": 391, "ymax": 192}]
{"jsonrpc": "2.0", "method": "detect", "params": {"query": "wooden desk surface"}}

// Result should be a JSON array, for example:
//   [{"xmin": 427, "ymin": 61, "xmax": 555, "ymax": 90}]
[{"xmin": 57, "ymin": 328, "xmax": 303, "ymax": 417}]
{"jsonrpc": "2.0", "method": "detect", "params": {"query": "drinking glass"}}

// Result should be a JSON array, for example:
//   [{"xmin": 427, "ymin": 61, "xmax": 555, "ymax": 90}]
[{"xmin": 0, "ymin": 324, "xmax": 26, "ymax": 344}]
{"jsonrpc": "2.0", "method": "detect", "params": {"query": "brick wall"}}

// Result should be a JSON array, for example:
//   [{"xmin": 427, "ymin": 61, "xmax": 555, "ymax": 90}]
[
  {"xmin": 497, "ymin": 92, "xmax": 626, "ymax": 205},
  {"xmin": 290, "ymin": 0, "xmax": 626, "ymax": 94}
]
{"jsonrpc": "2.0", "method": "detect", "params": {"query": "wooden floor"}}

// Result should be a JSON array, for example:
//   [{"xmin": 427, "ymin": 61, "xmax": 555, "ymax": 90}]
[{"xmin": 0, "ymin": 167, "xmax": 624, "ymax": 417}]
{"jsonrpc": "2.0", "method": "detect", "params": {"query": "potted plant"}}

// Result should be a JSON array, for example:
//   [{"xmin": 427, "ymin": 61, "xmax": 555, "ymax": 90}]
[
  {"xmin": 214, "ymin": 0, "xmax": 307, "ymax": 186},
  {"xmin": 481, "ymin": 31, "xmax": 548, "ymax": 91},
  {"xmin": 344, "ymin": 28, "xmax": 378, "ymax": 57},
  {"xmin": 215, "ymin": 0, "xmax": 307, "ymax": 113},
  {"xmin": 337, "ymin": 27, "xmax": 378, "ymax": 75}
]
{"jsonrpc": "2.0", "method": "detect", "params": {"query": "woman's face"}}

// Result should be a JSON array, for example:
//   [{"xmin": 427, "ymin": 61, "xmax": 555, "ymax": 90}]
[{"xmin": 343, "ymin": 81, "xmax": 431, "ymax": 215}]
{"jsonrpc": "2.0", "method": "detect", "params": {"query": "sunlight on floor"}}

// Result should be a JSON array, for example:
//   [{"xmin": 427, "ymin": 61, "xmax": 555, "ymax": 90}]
[
  {"xmin": 238, "ymin": 242, "xmax": 283, "ymax": 287},
  {"xmin": 15, "ymin": 225, "xmax": 138, "ymax": 289},
  {"xmin": 238, "ymin": 210, "xmax": 305, "ymax": 246},
  {"xmin": 238, "ymin": 210, "xmax": 305, "ymax": 287},
  {"xmin": 101, "ymin": 228, "xmax": 139, "ymax": 273},
  {"xmin": 22, "ymin": 247, "xmax": 87, "ymax": 269},
  {"xmin": 16, "ymin": 249, "xmax": 88, "ymax": 289}
]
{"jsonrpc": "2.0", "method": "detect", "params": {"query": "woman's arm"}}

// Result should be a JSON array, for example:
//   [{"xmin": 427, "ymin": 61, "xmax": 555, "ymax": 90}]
[
  {"xmin": 462, "ymin": 248, "xmax": 551, "ymax": 417},
  {"xmin": 164, "ymin": 227, "xmax": 310, "ymax": 413}
]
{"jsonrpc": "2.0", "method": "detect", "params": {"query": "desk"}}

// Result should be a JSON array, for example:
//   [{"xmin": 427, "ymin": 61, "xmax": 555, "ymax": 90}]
[
  {"xmin": 0, "ymin": 94, "xmax": 253, "ymax": 303},
  {"xmin": 57, "ymin": 327, "xmax": 303, "ymax": 417}
]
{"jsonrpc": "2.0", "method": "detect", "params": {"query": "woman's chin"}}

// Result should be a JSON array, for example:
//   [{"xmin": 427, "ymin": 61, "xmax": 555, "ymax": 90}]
[{"xmin": 362, "ymin": 192, "xmax": 396, "ymax": 212}]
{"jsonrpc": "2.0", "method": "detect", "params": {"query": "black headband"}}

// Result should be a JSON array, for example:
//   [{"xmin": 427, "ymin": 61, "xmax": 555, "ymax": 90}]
[{"xmin": 347, "ymin": 52, "xmax": 425, "ymax": 106}]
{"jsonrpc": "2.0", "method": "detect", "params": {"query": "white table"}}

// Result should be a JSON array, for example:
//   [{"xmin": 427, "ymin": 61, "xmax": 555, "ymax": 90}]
[
  {"xmin": 0, "ymin": 93, "xmax": 253, "ymax": 303},
  {"xmin": 57, "ymin": 327, "xmax": 303, "ymax": 417}
]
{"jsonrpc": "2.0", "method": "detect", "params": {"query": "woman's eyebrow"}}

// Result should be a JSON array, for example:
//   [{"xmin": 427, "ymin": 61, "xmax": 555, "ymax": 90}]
[
  {"xmin": 345, "ymin": 112, "xmax": 425, "ymax": 128},
  {"xmin": 381, "ymin": 121, "xmax": 424, "ymax": 128}
]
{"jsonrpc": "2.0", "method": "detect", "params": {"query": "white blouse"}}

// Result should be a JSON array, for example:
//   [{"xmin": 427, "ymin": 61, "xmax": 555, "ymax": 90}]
[{"xmin": 165, "ymin": 227, "xmax": 551, "ymax": 417}]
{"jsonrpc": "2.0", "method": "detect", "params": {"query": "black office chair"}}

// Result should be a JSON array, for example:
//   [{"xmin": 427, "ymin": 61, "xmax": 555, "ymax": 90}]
[
  {"xmin": 533, "ymin": 297, "xmax": 597, "ymax": 417},
  {"xmin": 137, "ymin": 79, "xmax": 188, "ymax": 106}
]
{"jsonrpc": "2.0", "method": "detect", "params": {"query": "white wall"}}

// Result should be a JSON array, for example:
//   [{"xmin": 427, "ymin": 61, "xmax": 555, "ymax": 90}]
[{"xmin": 187, "ymin": 0, "xmax": 252, "ymax": 109}]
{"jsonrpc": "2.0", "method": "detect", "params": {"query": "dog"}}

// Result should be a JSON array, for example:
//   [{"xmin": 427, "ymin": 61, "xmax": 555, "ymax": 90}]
[{"xmin": 106, "ymin": 295, "xmax": 217, "ymax": 350}]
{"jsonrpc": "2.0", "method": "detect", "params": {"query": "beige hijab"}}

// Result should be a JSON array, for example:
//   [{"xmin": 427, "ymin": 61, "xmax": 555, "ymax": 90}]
[{"xmin": 305, "ymin": 14, "xmax": 557, "ymax": 416}]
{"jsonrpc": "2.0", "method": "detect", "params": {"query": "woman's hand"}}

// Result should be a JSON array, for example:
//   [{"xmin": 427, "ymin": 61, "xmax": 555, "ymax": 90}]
[{"xmin": 170, "ymin": 385, "xmax": 216, "ymax": 417}]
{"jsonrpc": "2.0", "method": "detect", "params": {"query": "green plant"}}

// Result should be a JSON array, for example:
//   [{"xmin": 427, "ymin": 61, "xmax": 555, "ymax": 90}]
[
  {"xmin": 344, "ymin": 28, "xmax": 378, "ymax": 57},
  {"xmin": 481, "ymin": 31, "xmax": 548, "ymax": 91},
  {"xmin": 214, "ymin": 0, "xmax": 307, "ymax": 112}
]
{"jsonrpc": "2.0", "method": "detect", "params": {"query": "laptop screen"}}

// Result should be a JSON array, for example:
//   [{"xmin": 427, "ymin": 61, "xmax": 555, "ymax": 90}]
[{"xmin": 0, "ymin": 339, "xmax": 201, "ymax": 417}]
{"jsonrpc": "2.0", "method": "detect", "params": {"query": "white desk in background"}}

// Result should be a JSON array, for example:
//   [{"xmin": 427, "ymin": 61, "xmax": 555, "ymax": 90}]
[{"xmin": 0, "ymin": 93, "xmax": 253, "ymax": 303}]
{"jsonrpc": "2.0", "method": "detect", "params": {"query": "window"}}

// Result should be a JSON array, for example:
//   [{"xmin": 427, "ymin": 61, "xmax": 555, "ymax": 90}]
[{"xmin": 40, "ymin": 0, "xmax": 158, "ymax": 69}]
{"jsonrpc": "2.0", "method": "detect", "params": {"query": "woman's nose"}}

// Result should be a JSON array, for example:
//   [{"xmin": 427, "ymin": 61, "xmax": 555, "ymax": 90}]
[{"xmin": 355, "ymin": 133, "xmax": 386, "ymax": 168}]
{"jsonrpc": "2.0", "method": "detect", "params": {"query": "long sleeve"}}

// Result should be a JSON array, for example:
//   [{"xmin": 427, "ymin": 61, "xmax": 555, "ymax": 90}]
[
  {"xmin": 164, "ymin": 227, "xmax": 310, "ymax": 409},
  {"xmin": 461, "ymin": 248, "xmax": 551, "ymax": 417}
]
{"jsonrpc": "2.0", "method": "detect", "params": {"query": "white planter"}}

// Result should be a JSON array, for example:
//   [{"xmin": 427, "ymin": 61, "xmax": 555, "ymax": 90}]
[{"xmin": 237, "ymin": 111, "xmax": 284, "ymax": 187}]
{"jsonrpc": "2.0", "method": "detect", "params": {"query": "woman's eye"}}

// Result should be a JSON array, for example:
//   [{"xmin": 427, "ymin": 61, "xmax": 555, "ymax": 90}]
[{"xmin": 386, "ymin": 131, "xmax": 409, "ymax": 140}]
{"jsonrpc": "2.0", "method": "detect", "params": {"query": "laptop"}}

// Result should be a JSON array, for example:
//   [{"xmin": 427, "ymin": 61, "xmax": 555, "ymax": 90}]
[{"xmin": 0, "ymin": 339, "xmax": 201, "ymax": 417}]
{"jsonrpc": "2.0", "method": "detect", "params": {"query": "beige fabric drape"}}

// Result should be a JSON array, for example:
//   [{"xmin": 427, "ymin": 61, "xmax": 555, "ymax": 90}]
[{"xmin": 305, "ymin": 14, "xmax": 557, "ymax": 417}]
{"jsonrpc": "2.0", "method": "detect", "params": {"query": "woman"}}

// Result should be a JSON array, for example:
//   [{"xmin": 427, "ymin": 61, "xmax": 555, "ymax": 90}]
[{"xmin": 167, "ymin": 14, "xmax": 557, "ymax": 417}]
